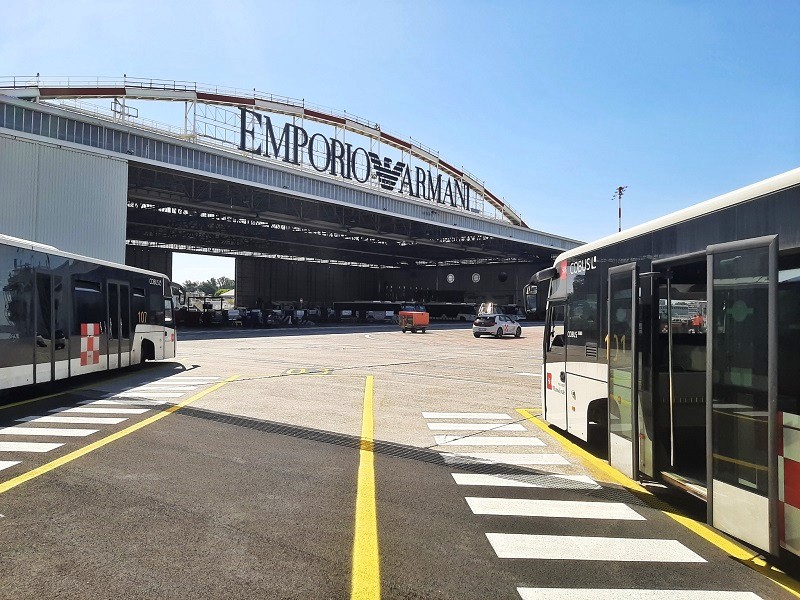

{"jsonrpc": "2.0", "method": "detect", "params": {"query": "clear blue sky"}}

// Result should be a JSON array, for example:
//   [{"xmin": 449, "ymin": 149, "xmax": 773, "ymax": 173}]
[{"xmin": 5, "ymin": 1, "xmax": 799, "ymax": 282}]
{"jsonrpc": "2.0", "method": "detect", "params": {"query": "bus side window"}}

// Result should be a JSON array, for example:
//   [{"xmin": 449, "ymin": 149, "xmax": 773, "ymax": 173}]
[{"xmin": 548, "ymin": 304, "xmax": 566, "ymax": 350}]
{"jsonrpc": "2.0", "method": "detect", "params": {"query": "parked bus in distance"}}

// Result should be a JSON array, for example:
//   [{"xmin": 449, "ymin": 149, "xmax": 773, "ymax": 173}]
[
  {"xmin": 333, "ymin": 301, "xmax": 402, "ymax": 322},
  {"xmin": 478, "ymin": 302, "xmax": 527, "ymax": 320},
  {"xmin": 0, "ymin": 234, "xmax": 177, "ymax": 392},
  {"xmin": 426, "ymin": 302, "xmax": 476, "ymax": 321},
  {"xmin": 532, "ymin": 167, "xmax": 800, "ymax": 560}
]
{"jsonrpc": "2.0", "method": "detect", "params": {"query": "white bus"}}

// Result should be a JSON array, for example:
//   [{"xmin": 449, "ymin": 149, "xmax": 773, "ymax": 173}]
[
  {"xmin": 532, "ymin": 168, "xmax": 800, "ymax": 560},
  {"xmin": 0, "ymin": 234, "xmax": 177, "ymax": 391}
]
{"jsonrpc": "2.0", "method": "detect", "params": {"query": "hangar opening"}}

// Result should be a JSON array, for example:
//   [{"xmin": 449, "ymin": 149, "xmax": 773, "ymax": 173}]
[{"xmin": 0, "ymin": 76, "xmax": 583, "ymax": 321}]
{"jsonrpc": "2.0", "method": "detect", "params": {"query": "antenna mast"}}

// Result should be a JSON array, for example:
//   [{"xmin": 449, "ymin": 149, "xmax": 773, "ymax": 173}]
[{"xmin": 613, "ymin": 186, "xmax": 628, "ymax": 232}]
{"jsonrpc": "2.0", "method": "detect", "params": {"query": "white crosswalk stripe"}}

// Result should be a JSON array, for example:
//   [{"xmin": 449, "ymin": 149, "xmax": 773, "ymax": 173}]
[
  {"xmin": 467, "ymin": 497, "xmax": 645, "ymax": 520},
  {"xmin": 435, "ymin": 435, "xmax": 545, "ymax": 447},
  {"xmin": 423, "ymin": 412, "xmax": 513, "ymax": 419},
  {"xmin": 451, "ymin": 473, "xmax": 599, "ymax": 490},
  {"xmin": 427, "ymin": 409, "xmax": 760, "ymax": 599},
  {"xmin": 115, "ymin": 392, "xmax": 183, "ymax": 399},
  {"xmin": 50, "ymin": 407, "xmax": 150, "ymax": 415},
  {"xmin": 0, "ymin": 379, "xmax": 221, "ymax": 479},
  {"xmin": 444, "ymin": 452, "xmax": 570, "ymax": 465},
  {"xmin": 428, "ymin": 423, "xmax": 526, "ymax": 431},
  {"xmin": 517, "ymin": 590, "xmax": 762, "ymax": 600},
  {"xmin": 486, "ymin": 533, "xmax": 706, "ymax": 562},
  {"xmin": 79, "ymin": 399, "xmax": 164, "ymax": 406},
  {"xmin": 159, "ymin": 376, "xmax": 219, "ymax": 381},
  {"xmin": 17, "ymin": 416, "xmax": 128, "ymax": 425},
  {"xmin": 129, "ymin": 386, "xmax": 197, "ymax": 392},
  {"xmin": 0, "ymin": 442, "xmax": 64, "ymax": 453},
  {"xmin": 0, "ymin": 427, "xmax": 98, "ymax": 437}
]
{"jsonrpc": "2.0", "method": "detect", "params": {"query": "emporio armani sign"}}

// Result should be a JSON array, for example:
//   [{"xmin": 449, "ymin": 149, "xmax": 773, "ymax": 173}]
[{"xmin": 238, "ymin": 108, "xmax": 472, "ymax": 211}]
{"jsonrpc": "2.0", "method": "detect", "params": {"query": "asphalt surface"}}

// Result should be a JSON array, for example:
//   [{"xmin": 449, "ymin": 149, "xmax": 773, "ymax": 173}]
[{"xmin": 0, "ymin": 322, "xmax": 796, "ymax": 599}]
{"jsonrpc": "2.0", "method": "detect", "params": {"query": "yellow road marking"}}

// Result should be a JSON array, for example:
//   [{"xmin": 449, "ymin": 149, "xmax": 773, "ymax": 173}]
[
  {"xmin": 0, "ymin": 375, "xmax": 239, "ymax": 496},
  {"xmin": 516, "ymin": 408, "xmax": 800, "ymax": 598},
  {"xmin": 351, "ymin": 375, "xmax": 380, "ymax": 600}
]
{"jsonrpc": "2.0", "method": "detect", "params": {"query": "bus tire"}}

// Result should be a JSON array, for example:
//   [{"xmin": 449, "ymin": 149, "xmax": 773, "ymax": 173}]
[
  {"xmin": 515, "ymin": 327, "xmax": 522, "ymax": 338},
  {"xmin": 495, "ymin": 328, "xmax": 503, "ymax": 338},
  {"xmin": 139, "ymin": 339, "xmax": 156, "ymax": 365},
  {"xmin": 473, "ymin": 332, "xmax": 480, "ymax": 338}
]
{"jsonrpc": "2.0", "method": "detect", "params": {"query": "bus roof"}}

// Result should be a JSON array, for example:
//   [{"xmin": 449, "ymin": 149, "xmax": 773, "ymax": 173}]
[
  {"xmin": 553, "ymin": 166, "xmax": 800, "ymax": 264},
  {"xmin": 0, "ymin": 234, "xmax": 171, "ymax": 282}
]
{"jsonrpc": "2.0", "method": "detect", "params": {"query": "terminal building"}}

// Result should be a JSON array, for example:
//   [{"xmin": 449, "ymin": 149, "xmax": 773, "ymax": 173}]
[{"xmin": 0, "ymin": 76, "xmax": 581, "ymax": 310}]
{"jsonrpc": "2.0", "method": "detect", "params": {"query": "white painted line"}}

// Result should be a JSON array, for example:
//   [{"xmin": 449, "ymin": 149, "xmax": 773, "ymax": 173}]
[
  {"xmin": 515, "ymin": 372, "xmax": 541, "ymax": 377},
  {"xmin": 428, "ymin": 423, "xmax": 526, "ymax": 431},
  {"xmin": 451, "ymin": 473, "xmax": 599, "ymax": 489},
  {"xmin": 79, "ymin": 399, "xmax": 164, "ymax": 406},
  {"xmin": 517, "ymin": 589, "xmax": 762, "ymax": 600},
  {"xmin": 130, "ymin": 386, "xmax": 197, "ymax": 392},
  {"xmin": 50, "ymin": 407, "xmax": 150, "ymax": 415},
  {"xmin": 0, "ymin": 461, "xmax": 21, "ymax": 471},
  {"xmin": 17, "ymin": 416, "xmax": 128, "ymax": 425},
  {"xmin": 0, "ymin": 427, "xmax": 98, "ymax": 438},
  {"xmin": 116, "ymin": 392, "xmax": 183, "ymax": 399},
  {"xmin": 447, "ymin": 452, "xmax": 569, "ymax": 465},
  {"xmin": 467, "ymin": 497, "xmax": 645, "ymax": 520},
  {"xmin": 486, "ymin": 533, "xmax": 706, "ymax": 562},
  {"xmin": 423, "ymin": 412, "xmax": 512, "ymax": 420},
  {"xmin": 162, "ymin": 376, "xmax": 220, "ymax": 381},
  {"xmin": 434, "ymin": 436, "xmax": 545, "ymax": 447},
  {"xmin": 135, "ymin": 381, "xmax": 203, "ymax": 386},
  {"xmin": 0, "ymin": 442, "xmax": 64, "ymax": 453}
]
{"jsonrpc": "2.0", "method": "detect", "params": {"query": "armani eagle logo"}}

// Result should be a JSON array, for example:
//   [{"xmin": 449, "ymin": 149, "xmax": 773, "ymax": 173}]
[{"xmin": 368, "ymin": 152, "xmax": 406, "ymax": 191}]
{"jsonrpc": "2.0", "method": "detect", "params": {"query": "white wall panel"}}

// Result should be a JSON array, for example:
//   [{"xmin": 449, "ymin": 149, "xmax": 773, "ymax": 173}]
[
  {"xmin": 0, "ymin": 136, "xmax": 37, "ymax": 240},
  {"xmin": 0, "ymin": 136, "xmax": 127, "ymax": 262}
]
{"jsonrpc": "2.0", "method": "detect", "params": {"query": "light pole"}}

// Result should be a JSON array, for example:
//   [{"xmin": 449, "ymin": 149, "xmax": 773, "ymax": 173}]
[{"xmin": 613, "ymin": 186, "xmax": 628, "ymax": 232}]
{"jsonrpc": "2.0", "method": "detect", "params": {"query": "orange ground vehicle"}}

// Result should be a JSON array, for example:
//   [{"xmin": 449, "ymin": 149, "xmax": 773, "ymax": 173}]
[{"xmin": 399, "ymin": 310, "xmax": 429, "ymax": 333}]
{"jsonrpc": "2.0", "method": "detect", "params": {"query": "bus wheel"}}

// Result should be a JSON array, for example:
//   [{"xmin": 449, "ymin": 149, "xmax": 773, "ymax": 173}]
[
  {"xmin": 515, "ymin": 327, "xmax": 522, "ymax": 338},
  {"xmin": 473, "ymin": 333, "xmax": 480, "ymax": 338},
  {"xmin": 495, "ymin": 328, "xmax": 503, "ymax": 338}
]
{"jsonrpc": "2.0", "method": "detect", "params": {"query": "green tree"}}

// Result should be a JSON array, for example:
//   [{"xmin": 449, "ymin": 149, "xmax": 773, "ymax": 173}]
[
  {"xmin": 182, "ymin": 277, "xmax": 234, "ymax": 297},
  {"xmin": 182, "ymin": 280, "xmax": 201, "ymax": 294}
]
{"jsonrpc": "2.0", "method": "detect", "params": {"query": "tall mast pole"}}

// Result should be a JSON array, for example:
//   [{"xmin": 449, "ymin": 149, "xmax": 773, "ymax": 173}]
[{"xmin": 614, "ymin": 186, "xmax": 628, "ymax": 232}]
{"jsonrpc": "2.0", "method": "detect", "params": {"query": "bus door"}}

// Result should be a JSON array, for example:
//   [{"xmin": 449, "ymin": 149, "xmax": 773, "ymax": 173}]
[
  {"xmin": 34, "ymin": 272, "xmax": 53, "ymax": 384},
  {"xmin": 164, "ymin": 296, "xmax": 176, "ymax": 359},
  {"xmin": 707, "ymin": 236, "xmax": 778, "ymax": 555},
  {"xmin": 544, "ymin": 303, "xmax": 568, "ymax": 429},
  {"xmin": 107, "ymin": 282, "xmax": 132, "ymax": 369},
  {"xmin": 608, "ymin": 263, "xmax": 639, "ymax": 479}
]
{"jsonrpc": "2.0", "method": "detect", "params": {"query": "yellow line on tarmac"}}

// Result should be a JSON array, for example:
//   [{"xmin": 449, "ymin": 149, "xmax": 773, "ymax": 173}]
[
  {"xmin": 351, "ymin": 375, "xmax": 380, "ymax": 600},
  {"xmin": 516, "ymin": 408, "xmax": 800, "ymax": 598},
  {"xmin": 0, "ymin": 375, "xmax": 239, "ymax": 496}
]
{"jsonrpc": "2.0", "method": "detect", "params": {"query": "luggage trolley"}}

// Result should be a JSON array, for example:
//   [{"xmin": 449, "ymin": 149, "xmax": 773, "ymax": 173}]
[{"xmin": 398, "ymin": 310, "xmax": 429, "ymax": 333}]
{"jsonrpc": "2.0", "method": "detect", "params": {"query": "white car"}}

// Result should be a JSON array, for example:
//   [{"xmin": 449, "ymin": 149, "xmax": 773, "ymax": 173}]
[{"xmin": 472, "ymin": 314, "xmax": 522, "ymax": 338}]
